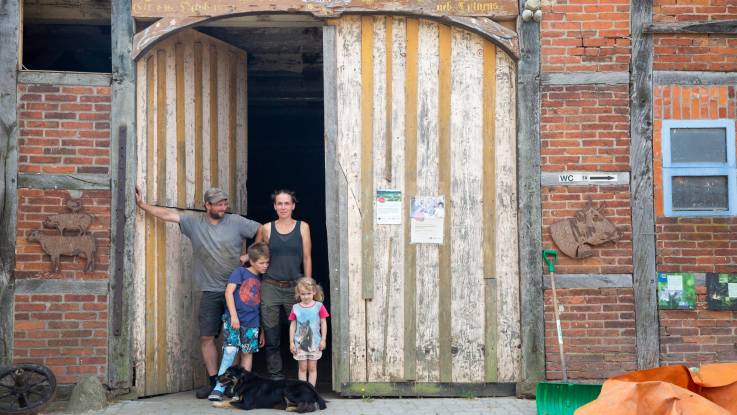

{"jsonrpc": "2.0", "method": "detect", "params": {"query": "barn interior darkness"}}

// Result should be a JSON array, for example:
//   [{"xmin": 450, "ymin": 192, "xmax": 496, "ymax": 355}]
[{"xmin": 197, "ymin": 22, "xmax": 331, "ymax": 387}]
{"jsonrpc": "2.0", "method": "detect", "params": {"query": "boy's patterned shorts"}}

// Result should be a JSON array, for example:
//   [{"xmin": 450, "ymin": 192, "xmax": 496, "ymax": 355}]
[{"xmin": 223, "ymin": 317, "xmax": 259, "ymax": 354}]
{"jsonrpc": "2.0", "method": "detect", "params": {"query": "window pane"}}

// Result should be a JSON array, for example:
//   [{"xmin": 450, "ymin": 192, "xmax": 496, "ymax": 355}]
[
  {"xmin": 672, "ymin": 176, "xmax": 728, "ymax": 211},
  {"xmin": 670, "ymin": 128, "xmax": 727, "ymax": 164}
]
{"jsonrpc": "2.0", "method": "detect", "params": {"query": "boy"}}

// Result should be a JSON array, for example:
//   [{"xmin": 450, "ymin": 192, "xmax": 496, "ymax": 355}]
[{"xmin": 208, "ymin": 242, "xmax": 269, "ymax": 401}]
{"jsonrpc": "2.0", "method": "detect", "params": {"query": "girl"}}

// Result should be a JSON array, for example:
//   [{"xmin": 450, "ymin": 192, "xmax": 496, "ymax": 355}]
[{"xmin": 289, "ymin": 277, "xmax": 329, "ymax": 386}]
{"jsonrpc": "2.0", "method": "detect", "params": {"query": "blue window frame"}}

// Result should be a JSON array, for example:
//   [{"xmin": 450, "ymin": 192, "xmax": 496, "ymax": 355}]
[{"xmin": 662, "ymin": 119, "xmax": 736, "ymax": 216}]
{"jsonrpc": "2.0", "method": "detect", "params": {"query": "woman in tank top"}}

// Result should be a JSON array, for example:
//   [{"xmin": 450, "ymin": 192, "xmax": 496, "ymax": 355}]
[
  {"xmin": 255, "ymin": 189, "xmax": 312, "ymax": 380},
  {"xmin": 257, "ymin": 189, "xmax": 312, "ymax": 281}
]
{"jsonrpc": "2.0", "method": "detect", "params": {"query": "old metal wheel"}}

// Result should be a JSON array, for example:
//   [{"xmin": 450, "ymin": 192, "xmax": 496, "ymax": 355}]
[{"xmin": 0, "ymin": 364, "xmax": 56, "ymax": 415}]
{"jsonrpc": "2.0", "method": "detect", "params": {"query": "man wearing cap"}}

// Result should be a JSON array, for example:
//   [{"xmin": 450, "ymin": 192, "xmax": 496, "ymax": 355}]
[{"xmin": 134, "ymin": 186, "xmax": 261, "ymax": 399}]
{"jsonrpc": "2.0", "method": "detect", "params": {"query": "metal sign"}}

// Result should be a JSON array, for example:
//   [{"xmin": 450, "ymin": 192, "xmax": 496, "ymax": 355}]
[{"xmin": 541, "ymin": 171, "xmax": 629, "ymax": 186}]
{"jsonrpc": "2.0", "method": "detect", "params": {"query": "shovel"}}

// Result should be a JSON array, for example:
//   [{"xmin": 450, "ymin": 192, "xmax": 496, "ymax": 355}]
[{"xmin": 536, "ymin": 249, "xmax": 602, "ymax": 415}]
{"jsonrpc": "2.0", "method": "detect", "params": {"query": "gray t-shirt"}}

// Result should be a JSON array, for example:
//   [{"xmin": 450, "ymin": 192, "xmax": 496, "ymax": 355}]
[{"xmin": 179, "ymin": 212, "xmax": 260, "ymax": 292}]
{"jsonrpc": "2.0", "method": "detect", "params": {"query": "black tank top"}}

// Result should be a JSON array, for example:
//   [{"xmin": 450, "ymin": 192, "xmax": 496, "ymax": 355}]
[{"xmin": 264, "ymin": 220, "xmax": 303, "ymax": 281}]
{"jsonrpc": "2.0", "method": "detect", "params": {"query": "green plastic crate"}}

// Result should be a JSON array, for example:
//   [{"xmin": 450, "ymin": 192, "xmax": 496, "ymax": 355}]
[{"xmin": 536, "ymin": 382, "xmax": 603, "ymax": 415}]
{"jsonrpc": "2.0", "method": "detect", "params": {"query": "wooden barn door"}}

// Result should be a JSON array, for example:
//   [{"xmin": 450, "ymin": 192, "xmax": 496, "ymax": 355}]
[
  {"xmin": 324, "ymin": 16, "xmax": 519, "ymax": 392},
  {"xmin": 132, "ymin": 29, "xmax": 248, "ymax": 396}
]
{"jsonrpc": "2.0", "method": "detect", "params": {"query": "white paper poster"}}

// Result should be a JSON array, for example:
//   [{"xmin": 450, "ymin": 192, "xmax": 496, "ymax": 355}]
[
  {"xmin": 729, "ymin": 283, "xmax": 737, "ymax": 298},
  {"xmin": 376, "ymin": 189, "xmax": 402, "ymax": 225},
  {"xmin": 667, "ymin": 274, "xmax": 683, "ymax": 291},
  {"xmin": 410, "ymin": 196, "xmax": 445, "ymax": 244}
]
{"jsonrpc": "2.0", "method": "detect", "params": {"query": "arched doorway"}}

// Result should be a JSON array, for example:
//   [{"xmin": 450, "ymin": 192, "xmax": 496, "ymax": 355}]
[{"xmin": 131, "ymin": 11, "xmax": 520, "ymax": 397}]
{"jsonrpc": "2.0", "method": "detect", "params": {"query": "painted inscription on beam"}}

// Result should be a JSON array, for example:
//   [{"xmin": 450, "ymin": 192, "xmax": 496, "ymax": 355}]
[{"xmin": 131, "ymin": 0, "xmax": 519, "ymax": 19}]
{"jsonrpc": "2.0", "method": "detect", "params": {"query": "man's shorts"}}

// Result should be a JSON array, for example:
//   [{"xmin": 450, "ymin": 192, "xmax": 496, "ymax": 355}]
[
  {"xmin": 223, "ymin": 316, "xmax": 260, "ymax": 354},
  {"xmin": 199, "ymin": 291, "xmax": 226, "ymax": 337},
  {"xmin": 293, "ymin": 349, "xmax": 322, "ymax": 361}
]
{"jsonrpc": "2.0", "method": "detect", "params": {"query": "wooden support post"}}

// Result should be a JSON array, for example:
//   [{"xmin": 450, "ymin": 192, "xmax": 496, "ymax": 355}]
[
  {"xmin": 630, "ymin": 0, "xmax": 659, "ymax": 370},
  {"xmin": 0, "ymin": 0, "xmax": 20, "ymax": 366},
  {"xmin": 108, "ymin": 0, "xmax": 137, "ymax": 394},
  {"xmin": 516, "ymin": 4, "xmax": 545, "ymax": 396}
]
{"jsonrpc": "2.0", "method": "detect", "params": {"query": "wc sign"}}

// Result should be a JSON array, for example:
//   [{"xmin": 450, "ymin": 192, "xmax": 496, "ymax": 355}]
[{"xmin": 558, "ymin": 173, "xmax": 617, "ymax": 183}]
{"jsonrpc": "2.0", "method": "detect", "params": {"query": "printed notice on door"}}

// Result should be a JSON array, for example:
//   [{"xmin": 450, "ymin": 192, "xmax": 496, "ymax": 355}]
[
  {"xmin": 376, "ymin": 189, "xmax": 402, "ymax": 225},
  {"xmin": 410, "ymin": 196, "xmax": 445, "ymax": 244}
]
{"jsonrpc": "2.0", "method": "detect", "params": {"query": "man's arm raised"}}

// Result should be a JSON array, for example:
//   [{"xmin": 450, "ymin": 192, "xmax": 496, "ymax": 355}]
[{"xmin": 135, "ymin": 185, "xmax": 181, "ymax": 223}]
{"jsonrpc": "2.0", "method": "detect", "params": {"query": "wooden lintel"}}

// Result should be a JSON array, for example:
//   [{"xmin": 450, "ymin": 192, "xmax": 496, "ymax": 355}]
[
  {"xmin": 543, "ymin": 274, "xmax": 633, "ymax": 289},
  {"xmin": 645, "ymin": 19, "xmax": 737, "ymax": 34},
  {"xmin": 339, "ymin": 382, "xmax": 516, "ymax": 397},
  {"xmin": 630, "ymin": 0, "xmax": 659, "ymax": 371},
  {"xmin": 17, "ymin": 173, "xmax": 111, "ymax": 190},
  {"xmin": 23, "ymin": 0, "xmax": 111, "ymax": 25},
  {"xmin": 18, "ymin": 71, "xmax": 112, "ymax": 86},
  {"xmin": 541, "ymin": 71, "xmax": 629, "ymax": 86},
  {"xmin": 654, "ymin": 70, "xmax": 737, "ymax": 85},
  {"xmin": 15, "ymin": 279, "xmax": 108, "ymax": 294}
]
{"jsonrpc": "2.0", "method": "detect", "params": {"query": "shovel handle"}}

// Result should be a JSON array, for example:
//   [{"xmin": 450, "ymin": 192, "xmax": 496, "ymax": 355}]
[{"xmin": 542, "ymin": 250, "xmax": 558, "ymax": 273}]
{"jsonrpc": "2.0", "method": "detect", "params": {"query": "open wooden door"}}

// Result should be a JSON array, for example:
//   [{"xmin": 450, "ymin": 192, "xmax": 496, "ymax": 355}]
[{"xmin": 132, "ymin": 29, "xmax": 248, "ymax": 396}]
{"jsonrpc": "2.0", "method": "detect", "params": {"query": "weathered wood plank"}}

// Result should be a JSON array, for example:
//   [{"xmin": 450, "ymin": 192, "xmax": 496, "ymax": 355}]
[
  {"xmin": 543, "ymin": 274, "xmax": 633, "ymax": 289},
  {"xmin": 366, "ymin": 16, "xmax": 387, "ymax": 382},
  {"xmin": 15, "ymin": 279, "xmax": 108, "ymax": 294},
  {"xmin": 322, "ymin": 24, "xmax": 344, "ymax": 391},
  {"xmin": 645, "ymin": 19, "xmax": 737, "ymax": 34},
  {"xmin": 193, "ymin": 42, "xmax": 204, "ymax": 206},
  {"xmin": 654, "ymin": 71, "xmax": 737, "ymax": 86},
  {"xmin": 0, "ymin": 0, "xmax": 19, "ymax": 366},
  {"xmin": 144, "ymin": 53, "xmax": 157, "ymax": 396},
  {"xmin": 495, "ymin": 51, "xmax": 520, "ymax": 383},
  {"xmin": 131, "ymin": 0, "xmax": 520, "ymax": 20},
  {"xmin": 133, "ymin": 57, "xmax": 148, "ymax": 396},
  {"xmin": 17, "ymin": 70, "xmax": 111, "ymax": 86},
  {"xmin": 17, "ymin": 173, "xmax": 110, "ymax": 189},
  {"xmin": 631, "ymin": 0, "xmax": 658, "ymax": 370},
  {"xmin": 216, "ymin": 45, "xmax": 229, "ymax": 194},
  {"xmin": 385, "ymin": 16, "xmax": 407, "ymax": 381},
  {"xmin": 450, "ymin": 28, "xmax": 485, "ymax": 383},
  {"xmin": 209, "ymin": 44, "xmax": 219, "ymax": 188},
  {"xmin": 541, "ymin": 72, "xmax": 629, "ymax": 86},
  {"xmin": 228, "ymin": 51, "xmax": 237, "ymax": 205},
  {"xmin": 155, "ymin": 46, "xmax": 169, "ymax": 395},
  {"xmin": 184, "ymin": 38, "xmax": 196, "ymax": 209},
  {"xmin": 176, "ymin": 42, "xmax": 186, "ymax": 208},
  {"xmin": 403, "ymin": 17, "xmax": 419, "ymax": 382},
  {"xmin": 23, "ymin": 0, "xmax": 110, "ymax": 24},
  {"xmin": 516, "ymin": 5, "xmax": 545, "ymax": 395},
  {"xmin": 483, "ymin": 41, "xmax": 497, "ymax": 382},
  {"xmin": 384, "ymin": 18, "xmax": 393, "ymax": 183},
  {"xmin": 415, "ymin": 20, "xmax": 440, "ymax": 383},
  {"xmin": 437, "ymin": 23, "xmax": 452, "ymax": 384},
  {"xmin": 336, "ymin": 16, "xmax": 367, "ymax": 383},
  {"xmin": 361, "ymin": 16, "xmax": 375, "ymax": 301}
]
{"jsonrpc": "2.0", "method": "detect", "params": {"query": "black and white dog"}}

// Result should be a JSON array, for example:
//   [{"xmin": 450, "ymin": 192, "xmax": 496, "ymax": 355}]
[{"xmin": 213, "ymin": 367, "xmax": 327, "ymax": 413}]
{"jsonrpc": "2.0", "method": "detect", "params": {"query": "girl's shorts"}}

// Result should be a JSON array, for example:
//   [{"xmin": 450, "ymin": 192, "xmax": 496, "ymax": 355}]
[
  {"xmin": 293, "ymin": 349, "xmax": 322, "ymax": 361},
  {"xmin": 223, "ymin": 317, "xmax": 259, "ymax": 354}
]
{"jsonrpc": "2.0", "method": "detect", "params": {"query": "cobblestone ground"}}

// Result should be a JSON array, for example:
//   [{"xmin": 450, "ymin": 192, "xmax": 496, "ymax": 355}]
[{"xmin": 51, "ymin": 392, "xmax": 537, "ymax": 415}]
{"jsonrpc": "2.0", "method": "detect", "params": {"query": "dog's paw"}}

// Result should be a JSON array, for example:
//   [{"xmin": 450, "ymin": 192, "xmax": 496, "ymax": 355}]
[{"xmin": 211, "ymin": 401, "xmax": 233, "ymax": 409}]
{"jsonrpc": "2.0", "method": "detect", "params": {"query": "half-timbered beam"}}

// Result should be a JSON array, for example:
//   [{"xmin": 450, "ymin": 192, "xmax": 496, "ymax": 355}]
[
  {"xmin": 645, "ymin": 20, "xmax": 737, "ymax": 34},
  {"xmin": 654, "ymin": 71, "xmax": 737, "ymax": 85}
]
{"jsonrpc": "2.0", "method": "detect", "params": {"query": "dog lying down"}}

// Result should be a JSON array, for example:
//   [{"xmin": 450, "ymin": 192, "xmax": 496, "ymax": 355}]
[{"xmin": 212, "ymin": 366, "xmax": 327, "ymax": 412}]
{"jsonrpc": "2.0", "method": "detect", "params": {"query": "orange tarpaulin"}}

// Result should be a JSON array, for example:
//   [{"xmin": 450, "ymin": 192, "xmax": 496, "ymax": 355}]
[{"xmin": 575, "ymin": 363, "xmax": 737, "ymax": 415}]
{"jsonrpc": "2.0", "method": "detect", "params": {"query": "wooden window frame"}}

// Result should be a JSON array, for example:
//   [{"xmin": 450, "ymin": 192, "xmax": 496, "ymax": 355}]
[{"xmin": 662, "ymin": 119, "xmax": 737, "ymax": 217}]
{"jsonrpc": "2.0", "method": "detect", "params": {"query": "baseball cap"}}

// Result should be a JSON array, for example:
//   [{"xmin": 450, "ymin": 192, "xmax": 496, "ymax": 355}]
[{"xmin": 204, "ymin": 188, "xmax": 228, "ymax": 204}]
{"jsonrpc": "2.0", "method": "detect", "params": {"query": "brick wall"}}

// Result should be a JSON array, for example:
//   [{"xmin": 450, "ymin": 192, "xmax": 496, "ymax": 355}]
[
  {"xmin": 14, "ymin": 294, "xmax": 108, "ymax": 384},
  {"xmin": 14, "ymin": 80, "xmax": 112, "ymax": 387},
  {"xmin": 541, "ymin": 84, "xmax": 630, "ymax": 171},
  {"xmin": 660, "ymin": 284, "xmax": 737, "ymax": 367},
  {"xmin": 653, "ymin": 85, "xmax": 737, "ymax": 273},
  {"xmin": 15, "ymin": 189, "xmax": 111, "ymax": 279},
  {"xmin": 653, "ymin": 1, "xmax": 737, "ymax": 71},
  {"xmin": 541, "ymin": 0, "xmax": 630, "ymax": 72},
  {"xmin": 544, "ymin": 288, "xmax": 637, "ymax": 380},
  {"xmin": 17, "ymin": 84, "xmax": 111, "ymax": 175},
  {"xmin": 542, "ymin": 186, "xmax": 632, "ymax": 274}
]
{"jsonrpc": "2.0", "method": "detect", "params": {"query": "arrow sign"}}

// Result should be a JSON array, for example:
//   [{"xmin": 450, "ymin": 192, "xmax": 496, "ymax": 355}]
[{"xmin": 589, "ymin": 175, "xmax": 617, "ymax": 181}]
